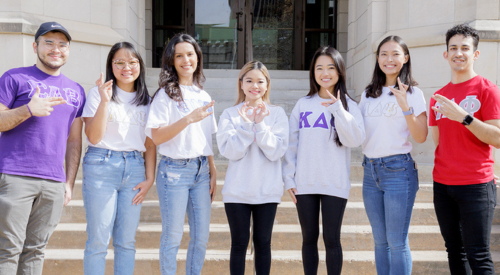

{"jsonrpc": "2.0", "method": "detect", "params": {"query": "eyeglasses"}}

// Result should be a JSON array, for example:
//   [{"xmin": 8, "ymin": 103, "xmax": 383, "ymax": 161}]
[
  {"xmin": 112, "ymin": 60, "xmax": 140, "ymax": 70},
  {"xmin": 42, "ymin": 40, "xmax": 69, "ymax": 52}
]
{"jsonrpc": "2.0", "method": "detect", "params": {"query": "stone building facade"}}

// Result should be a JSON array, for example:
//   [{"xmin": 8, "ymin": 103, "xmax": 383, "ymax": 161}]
[{"xmin": 0, "ymin": 0, "xmax": 499, "ymax": 165}]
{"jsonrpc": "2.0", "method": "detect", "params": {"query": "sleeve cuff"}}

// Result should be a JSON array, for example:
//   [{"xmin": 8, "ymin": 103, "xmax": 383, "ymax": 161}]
[
  {"xmin": 326, "ymin": 100, "xmax": 342, "ymax": 114},
  {"xmin": 241, "ymin": 121, "xmax": 254, "ymax": 131},
  {"xmin": 254, "ymin": 120, "xmax": 268, "ymax": 132},
  {"xmin": 284, "ymin": 180, "xmax": 297, "ymax": 191}
]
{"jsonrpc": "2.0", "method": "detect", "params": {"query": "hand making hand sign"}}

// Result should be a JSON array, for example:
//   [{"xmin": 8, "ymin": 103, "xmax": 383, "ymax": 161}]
[
  {"xmin": 254, "ymin": 102, "xmax": 270, "ymax": 124},
  {"xmin": 95, "ymin": 72, "xmax": 113, "ymax": 103},
  {"xmin": 27, "ymin": 86, "xmax": 66, "ymax": 116},
  {"xmin": 237, "ymin": 101, "xmax": 256, "ymax": 123},
  {"xmin": 321, "ymin": 90, "xmax": 340, "ymax": 107},
  {"xmin": 431, "ymin": 94, "xmax": 469, "ymax": 123},
  {"xmin": 389, "ymin": 77, "xmax": 410, "ymax": 112},
  {"xmin": 187, "ymin": 100, "xmax": 215, "ymax": 124}
]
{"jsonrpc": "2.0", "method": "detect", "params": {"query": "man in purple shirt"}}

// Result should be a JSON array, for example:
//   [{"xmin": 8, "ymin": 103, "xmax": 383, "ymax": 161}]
[{"xmin": 0, "ymin": 22, "xmax": 86, "ymax": 274}]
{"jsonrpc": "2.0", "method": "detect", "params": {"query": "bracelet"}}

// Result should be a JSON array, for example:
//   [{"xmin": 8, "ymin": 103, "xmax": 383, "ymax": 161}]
[{"xmin": 26, "ymin": 104, "xmax": 33, "ymax": 117}]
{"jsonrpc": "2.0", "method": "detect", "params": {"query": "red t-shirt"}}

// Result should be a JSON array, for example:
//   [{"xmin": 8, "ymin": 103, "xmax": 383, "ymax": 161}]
[{"xmin": 429, "ymin": 75, "xmax": 500, "ymax": 185}]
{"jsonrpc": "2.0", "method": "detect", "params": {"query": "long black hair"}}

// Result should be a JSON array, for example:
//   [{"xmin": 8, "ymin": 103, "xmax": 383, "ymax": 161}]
[
  {"xmin": 308, "ymin": 46, "xmax": 353, "ymax": 147},
  {"xmin": 154, "ymin": 33, "xmax": 205, "ymax": 101},
  {"xmin": 365, "ymin": 35, "xmax": 417, "ymax": 98},
  {"xmin": 106, "ymin": 42, "xmax": 149, "ymax": 106}
]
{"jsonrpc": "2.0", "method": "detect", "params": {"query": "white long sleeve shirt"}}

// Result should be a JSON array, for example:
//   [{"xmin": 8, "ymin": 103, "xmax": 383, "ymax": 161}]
[
  {"xmin": 282, "ymin": 94, "xmax": 365, "ymax": 199},
  {"xmin": 217, "ymin": 103, "xmax": 289, "ymax": 204}
]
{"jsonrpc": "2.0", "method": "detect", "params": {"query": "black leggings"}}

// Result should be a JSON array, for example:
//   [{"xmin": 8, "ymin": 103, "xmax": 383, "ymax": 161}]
[
  {"xmin": 296, "ymin": 194, "xmax": 347, "ymax": 275},
  {"xmin": 224, "ymin": 203, "xmax": 278, "ymax": 275}
]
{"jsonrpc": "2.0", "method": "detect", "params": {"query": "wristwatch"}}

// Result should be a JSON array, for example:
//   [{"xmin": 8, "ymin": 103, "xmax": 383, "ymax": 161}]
[
  {"xmin": 402, "ymin": 107, "xmax": 414, "ymax": 116},
  {"xmin": 461, "ymin": 114, "xmax": 474, "ymax": 125}
]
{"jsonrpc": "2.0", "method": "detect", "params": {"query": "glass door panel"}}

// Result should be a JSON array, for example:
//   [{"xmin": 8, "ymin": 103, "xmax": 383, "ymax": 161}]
[
  {"xmin": 195, "ymin": 0, "xmax": 239, "ymax": 69},
  {"xmin": 304, "ymin": 0, "xmax": 337, "ymax": 69},
  {"xmin": 251, "ymin": 0, "xmax": 294, "ymax": 70},
  {"xmin": 152, "ymin": 0, "xmax": 185, "ymax": 67}
]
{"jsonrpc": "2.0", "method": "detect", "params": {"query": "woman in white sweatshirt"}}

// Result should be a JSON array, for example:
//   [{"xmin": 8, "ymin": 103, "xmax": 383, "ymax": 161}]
[
  {"xmin": 217, "ymin": 61, "xmax": 289, "ymax": 275},
  {"xmin": 282, "ymin": 47, "xmax": 365, "ymax": 275}
]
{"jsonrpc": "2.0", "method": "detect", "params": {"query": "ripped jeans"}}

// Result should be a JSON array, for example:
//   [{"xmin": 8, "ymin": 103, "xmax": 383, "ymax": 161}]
[{"xmin": 156, "ymin": 155, "xmax": 212, "ymax": 275}]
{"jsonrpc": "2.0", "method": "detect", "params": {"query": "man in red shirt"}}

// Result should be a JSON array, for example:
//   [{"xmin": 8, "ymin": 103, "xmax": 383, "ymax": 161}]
[{"xmin": 429, "ymin": 23, "xmax": 500, "ymax": 274}]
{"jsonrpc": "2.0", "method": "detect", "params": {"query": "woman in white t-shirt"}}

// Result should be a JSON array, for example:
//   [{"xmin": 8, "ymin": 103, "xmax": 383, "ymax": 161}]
[
  {"xmin": 81, "ymin": 42, "xmax": 156, "ymax": 275},
  {"xmin": 358, "ymin": 36, "xmax": 428, "ymax": 275},
  {"xmin": 145, "ymin": 33, "xmax": 217, "ymax": 275}
]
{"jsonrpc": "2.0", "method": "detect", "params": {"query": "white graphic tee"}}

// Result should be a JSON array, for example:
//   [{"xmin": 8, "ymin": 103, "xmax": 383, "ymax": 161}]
[
  {"xmin": 359, "ymin": 86, "xmax": 426, "ymax": 158},
  {"xmin": 145, "ymin": 85, "xmax": 217, "ymax": 159},
  {"xmin": 82, "ymin": 86, "xmax": 150, "ymax": 152}
]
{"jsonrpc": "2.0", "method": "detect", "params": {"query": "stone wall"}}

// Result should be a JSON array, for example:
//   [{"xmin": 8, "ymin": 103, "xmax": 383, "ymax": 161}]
[{"xmin": 0, "ymin": 0, "xmax": 147, "ymax": 92}]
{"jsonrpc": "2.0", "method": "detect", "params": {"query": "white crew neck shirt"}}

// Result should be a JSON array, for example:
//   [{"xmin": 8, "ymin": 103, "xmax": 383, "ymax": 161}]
[
  {"xmin": 82, "ymin": 85, "xmax": 150, "ymax": 152},
  {"xmin": 358, "ymin": 86, "xmax": 426, "ymax": 158},
  {"xmin": 145, "ymin": 85, "xmax": 217, "ymax": 159}
]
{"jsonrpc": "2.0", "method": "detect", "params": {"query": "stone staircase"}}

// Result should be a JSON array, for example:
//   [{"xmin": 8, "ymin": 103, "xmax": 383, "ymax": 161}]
[{"xmin": 42, "ymin": 69, "xmax": 500, "ymax": 274}]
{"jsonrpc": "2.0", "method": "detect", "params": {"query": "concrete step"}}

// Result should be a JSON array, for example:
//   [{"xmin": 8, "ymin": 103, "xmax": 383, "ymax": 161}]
[
  {"xmin": 71, "ymin": 180, "xmax": 436, "ymax": 203},
  {"xmin": 47, "ymin": 223, "xmax": 500, "ymax": 252},
  {"xmin": 61, "ymin": 200, "xmax": 492, "ymax": 226},
  {"xmin": 41, "ymin": 249, "xmax": 500, "ymax": 274},
  {"xmin": 146, "ymin": 71, "xmax": 309, "ymax": 103}
]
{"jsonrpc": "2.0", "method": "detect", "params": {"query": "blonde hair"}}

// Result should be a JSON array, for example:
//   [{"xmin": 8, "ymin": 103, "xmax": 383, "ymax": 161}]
[{"xmin": 235, "ymin": 61, "xmax": 271, "ymax": 105}]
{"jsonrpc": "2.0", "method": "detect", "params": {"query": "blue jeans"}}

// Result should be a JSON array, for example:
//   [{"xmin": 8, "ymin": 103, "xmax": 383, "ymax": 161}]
[
  {"xmin": 362, "ymin": 153, "xmax": 419, "ymax": 275},
  {"xmin": 82, "ymin": 147, "xmax": 145, "ymax": 275},
  {"xmin": 434, "ymin": 180, "xmax": 496, "ymax": 274},
  {"xmin": 156, "ymin": 155, "xmax": 212, "ymax": 275}
]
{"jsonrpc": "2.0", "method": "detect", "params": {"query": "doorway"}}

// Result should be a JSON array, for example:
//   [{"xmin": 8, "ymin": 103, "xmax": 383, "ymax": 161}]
[
  {"xmin": 194, "ymin": 0, "xmax": 295, "ymax": 70},
  {"xmin": 152, "ymin": 0, "xmax": 337, "ymax": 70}
]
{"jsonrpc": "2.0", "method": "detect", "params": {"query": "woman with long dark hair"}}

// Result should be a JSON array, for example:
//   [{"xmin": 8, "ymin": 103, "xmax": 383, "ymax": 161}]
[
  {"xmin": 282, "ymin": 46, "xmax": 365, "ymax": 274},
  {"xmin": 145, "ymin": 33, "xmax": 217, "ymax": 275},
  {"xmin": 359, "ymin": 35, "xmax": 427, "ymax": 274},
  {"xmin": 81, "ymin": 42, "xmax": 156, "ymax": 275}
]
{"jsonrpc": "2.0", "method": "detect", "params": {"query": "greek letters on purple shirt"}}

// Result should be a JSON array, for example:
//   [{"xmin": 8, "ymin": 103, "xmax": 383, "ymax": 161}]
[{"xmin": 27, "ymin": 79, "xmax": 82, "ymax": 108}]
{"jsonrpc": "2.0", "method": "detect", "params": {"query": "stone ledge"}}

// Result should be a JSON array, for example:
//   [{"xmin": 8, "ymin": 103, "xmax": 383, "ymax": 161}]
[
  {"xmin": 373, "ymin": 20, "xmax": 500, "ymax": 52},
  {"xmin": 0, "ymin": 12, "xmax": 123, "ymax": 46}
]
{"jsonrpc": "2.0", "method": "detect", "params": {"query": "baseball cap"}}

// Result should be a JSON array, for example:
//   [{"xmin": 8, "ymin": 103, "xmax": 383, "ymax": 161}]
[{"xmin": 35, "ymin": 22, "xmax": 72, "ymax": 42}]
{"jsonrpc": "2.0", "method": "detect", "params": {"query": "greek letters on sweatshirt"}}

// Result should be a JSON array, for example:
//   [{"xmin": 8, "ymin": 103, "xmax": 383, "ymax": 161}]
[
  {"xmin": 282, "ymin": 94, "xmax": 365, "ymax": 199},
  {"xmin": 217, "ymin": 103, "xmax": 289, "ymax": 204}
]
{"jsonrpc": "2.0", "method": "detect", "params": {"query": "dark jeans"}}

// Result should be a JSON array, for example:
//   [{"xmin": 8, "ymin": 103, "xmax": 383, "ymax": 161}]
[
  {"xmin": 433, "ymin": 180, "xmax": 496, "ymax": 275},
  {"xmin": 296, "ymin": 194, "xmax": 347, "ymax": 275},
  {"xmin": 224, "ymin": 203, "xmax": 278, "ymax": 275}
]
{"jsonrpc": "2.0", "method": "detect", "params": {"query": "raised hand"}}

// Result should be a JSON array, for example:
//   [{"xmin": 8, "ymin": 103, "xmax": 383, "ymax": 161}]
[
  {"xmin": 321, "ymin": 90, "xmax": 340, "ymax": 107},
  {"xmin": 237, "ymin": 102, "xmax": 256, "ymax": 123},
  {"xmin": 389, "ymin": 77, "xmax": 410, "ymax": 111},
  {"xmin": 95, "ymin": 72, "xmax": 113, "ymax": 103},
  {"xmin": 431, "ymin": 94, "xmax": 468, "ymax": 123},
  {"xmin": 27, "ymin": 86, "xmax": 66, "ymax": 116},
  {"xmin": 187, "ymin": 100, "xmax": 215, "ymax": 124},
  {"xmin": 254, "ymin": 102, "xmax": 270, "ymax": 124}
]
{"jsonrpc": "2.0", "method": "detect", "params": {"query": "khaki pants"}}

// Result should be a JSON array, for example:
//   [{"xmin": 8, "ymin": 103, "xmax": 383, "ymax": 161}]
[{"xmin": 0, "ymin": 173, "xmax": 65, "ymax": 275}]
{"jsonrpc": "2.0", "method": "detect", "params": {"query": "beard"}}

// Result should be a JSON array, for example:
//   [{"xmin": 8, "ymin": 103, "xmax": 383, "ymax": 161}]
[{"xmin": 37, "ymin": 51, "xmax": 66, "ymax": 71}]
